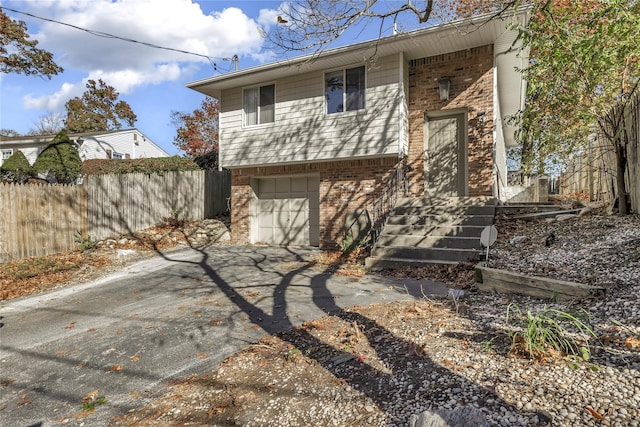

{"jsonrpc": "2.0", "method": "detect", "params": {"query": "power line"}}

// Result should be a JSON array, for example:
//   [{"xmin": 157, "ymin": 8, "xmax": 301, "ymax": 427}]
[{"xmin": 2, "ymin": 6, "xmax": 233, "ymax": 72}]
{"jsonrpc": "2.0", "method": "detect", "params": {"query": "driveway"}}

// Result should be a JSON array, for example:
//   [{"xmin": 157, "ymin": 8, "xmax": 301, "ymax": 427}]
[{"xmin": 0, "ymin": 245, "xmax": 448, "ymax": 426}]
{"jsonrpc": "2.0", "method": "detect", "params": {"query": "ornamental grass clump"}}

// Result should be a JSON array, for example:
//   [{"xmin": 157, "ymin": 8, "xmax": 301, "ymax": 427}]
[{"xmin": 506, "ymin": 303, "xmax": 596, "ymax": 361}]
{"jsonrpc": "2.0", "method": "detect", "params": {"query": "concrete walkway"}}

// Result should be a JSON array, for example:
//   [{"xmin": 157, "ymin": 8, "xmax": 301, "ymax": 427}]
[{"xmin": 0, "ymin": 245, "xmax": 448, "ymax": 426}]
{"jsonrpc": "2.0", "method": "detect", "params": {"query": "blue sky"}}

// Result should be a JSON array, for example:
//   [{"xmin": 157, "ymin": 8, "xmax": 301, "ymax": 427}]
[
  {"xmin": 0, "ymin": 0, "xmax": 285, "ymax": 155},
  {"xmin": 0, "ymin": 0, "xmax": 429, "ymax": 155}
]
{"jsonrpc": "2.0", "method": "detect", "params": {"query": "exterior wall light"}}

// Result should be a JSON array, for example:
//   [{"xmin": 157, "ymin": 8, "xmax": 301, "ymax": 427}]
[{"xmin": 438, "ymin": 77, "xmax": 451, "ymax": 101}]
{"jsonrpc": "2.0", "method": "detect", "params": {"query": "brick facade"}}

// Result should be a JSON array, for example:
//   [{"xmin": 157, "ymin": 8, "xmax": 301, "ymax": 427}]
[
  {"xmin": 230, "ymin": 45, "xmax": 495, "ymax": 247},
  {"xmin": 407, "ymin": 45, "xmax": 494, "ymax": 197},
  {"xmin": 230, "ymin": 158, "xmax": 398, "ymax": 247}
]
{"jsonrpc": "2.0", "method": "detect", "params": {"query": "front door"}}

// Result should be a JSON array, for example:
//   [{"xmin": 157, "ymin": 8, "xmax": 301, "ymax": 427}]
[{"xmin": 425, "ymin": 112, "xmax": 467, "ymax": 197}]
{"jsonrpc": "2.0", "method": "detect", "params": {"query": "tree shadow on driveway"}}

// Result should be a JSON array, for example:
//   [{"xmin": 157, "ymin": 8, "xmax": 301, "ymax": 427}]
[{"xmin": 145, "ymin": 244, "xmax": 528, "ymax": 425}]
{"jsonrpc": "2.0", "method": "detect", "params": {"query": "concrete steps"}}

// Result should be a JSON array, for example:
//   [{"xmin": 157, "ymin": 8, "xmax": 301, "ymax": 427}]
[{"xmin": 366, "ymin": 197, "xmax": 496, "ymax": 269}]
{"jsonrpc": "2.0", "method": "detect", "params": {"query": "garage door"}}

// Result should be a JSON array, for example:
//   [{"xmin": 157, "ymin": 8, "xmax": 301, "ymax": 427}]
[{"xmin": 255, "ymin": 176, "xmax": 319, "ymax": 246}]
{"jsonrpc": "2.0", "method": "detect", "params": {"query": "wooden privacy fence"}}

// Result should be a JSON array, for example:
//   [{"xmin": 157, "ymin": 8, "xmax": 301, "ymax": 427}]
[
  {"xmin": 559, "ymin": 138, "xmax": 615, "ymax": 203},
  {"xmin": 0, "ymin": 183, "xmax": 87, "ymax": 262},
  {"xmin": 560, "ymin": 92, "xmax": 640, "ymax": 213},
  {"xmin": 0, "ymin": 170, "xmax": 231, "ymax": 262},
  {"xmin": 87, "ymin": 170, "xmax": 230, "ymax": 240}
]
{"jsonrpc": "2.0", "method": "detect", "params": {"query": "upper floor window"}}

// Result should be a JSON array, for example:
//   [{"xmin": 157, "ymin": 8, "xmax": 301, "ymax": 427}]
[
  {"xmin": 325, "ymin": 66, "xmax": 365, "ymax": 114},
  {"xmin": 243, "ymin": 84, "xmax": 275, "ymax": 126}
]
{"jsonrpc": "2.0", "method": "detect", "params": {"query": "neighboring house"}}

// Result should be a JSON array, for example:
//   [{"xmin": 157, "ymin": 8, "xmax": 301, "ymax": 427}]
[
  {"xmin": 187, "ymin": 11, "xmax": 529, "ymax": 248},
  {"xmin": 0, "ymin": 129, "xmax": 169, "ymax": 167}
]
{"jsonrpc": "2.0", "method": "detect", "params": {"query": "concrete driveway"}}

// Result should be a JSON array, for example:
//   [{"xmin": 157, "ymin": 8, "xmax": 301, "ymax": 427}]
[{"xmin": 0, "ymin": 245, "xmax": 448, "ymax": 426}]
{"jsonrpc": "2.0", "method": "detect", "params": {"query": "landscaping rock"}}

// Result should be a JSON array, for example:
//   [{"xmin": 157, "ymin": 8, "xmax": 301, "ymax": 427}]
[{"xmin": 409, "ymin": 406, "xmax": 489, "ymax": 427}]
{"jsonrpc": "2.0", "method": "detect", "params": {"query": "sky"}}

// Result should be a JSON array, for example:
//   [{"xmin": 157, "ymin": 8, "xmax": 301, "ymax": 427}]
[{"xmin": 0, "ymin": 0, "xmax": 420, "ymax": 156}]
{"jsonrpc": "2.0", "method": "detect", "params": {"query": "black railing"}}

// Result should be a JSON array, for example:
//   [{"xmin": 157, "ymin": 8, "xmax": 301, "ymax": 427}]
[{"xmin": 368, "ymin": 161, "xmax": 408, "ymax": 250}]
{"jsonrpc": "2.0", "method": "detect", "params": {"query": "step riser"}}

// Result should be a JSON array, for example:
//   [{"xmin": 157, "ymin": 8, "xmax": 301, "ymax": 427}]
[
  {"xmin": 376, "ymin": 235, "xmax": 482, "ymax": 249},
  {"xmin": 366, "ymin": 258, "xmax": 458, "ymax": 270},
  {"xmin": 387, "ymin": 215, "xmax": 494, "ymax": 227},
  {"xmin": 396, "ymin": 197, "xmax": 497, "ymax": 208},
  {"xmin": 382, "ymin": 225, "xmax": 485, "ymax": 237},
  {"xmin": 393, "ymin": 206, "xmax": 496, "ymax": 216},
  {"xmin": 372, "ymin": 246, "xmax": 481, "ymax": 263}
]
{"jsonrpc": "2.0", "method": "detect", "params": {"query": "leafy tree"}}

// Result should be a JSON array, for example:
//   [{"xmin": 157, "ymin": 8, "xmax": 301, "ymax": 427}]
[
  {"xmin": 65, "ymin": 79, "xmax": 137, "ymax": 133},
  {"xmin": 0, "ymin": 7, "xmax": 63, "ymax": 78},
  {"xmin": 267, "ymin": 0, "xmax": 518, "ymax": 52},
  {"xmin": 171, "ymin": 97, "xmax": 219, "ymax": 159},
  {"xmin": 32, "ymin": 130, "xmax": 82, "ymax": 184},
  {"xmin": 0, "ymin": 150, "xmax": 32, "ymax": 182},
  {"xmin": 515, "ymin": 0, "xmax": 640, "ymax": 214}
]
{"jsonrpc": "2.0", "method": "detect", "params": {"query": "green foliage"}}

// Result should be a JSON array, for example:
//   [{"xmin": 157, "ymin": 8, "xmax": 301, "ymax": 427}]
[
  {"xmin": 505, "ymin": 303, "xmax": 596, "ymax": 360},
  {"xmin": 480, "ymin": 336, "xmax": 497, "ymax": 354},
  {"xmin": 193, "ymin": 150, "xmax": 219, "ymax": 170},
  {"xmin": 161, "ymin": 208, "xmax": 185, "ymax": 227},
  {"xmin": 32, "ymin": 130, "xmax": 82, "ymax": 183},
  {"xmin": 339, "ymin": 232, "xmax": 367, "ymax": 255},
  {"xmin": 285, "ymin": 348, "xmax": 302, "ymax": 362},
  {"xmin": 74, "ymin": 231, "xmax": 98, "ymax": 252},
  {"xmin": 515, "ymin": 0, "xmax": 640, "ymax": 175},
  {"xmin": 0, "ymin": 150, "xmax": 32, "ymax": 182},
  {"xmin": 82, "ymin": 156, "xmax": 201, "ymax": 175},
  {"xmin": 81, "ymin": 395, "xmax": 106, "ymax": 411}
]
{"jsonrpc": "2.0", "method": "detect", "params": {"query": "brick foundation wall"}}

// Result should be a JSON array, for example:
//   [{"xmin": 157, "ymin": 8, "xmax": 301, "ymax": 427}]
[
  {"xmin": 407, "ymin": 45, "xmax": 495, "ymax": 197},
  {"xmin": 230, "ymin": 157, "xmax": 398, "ymax": 247}
]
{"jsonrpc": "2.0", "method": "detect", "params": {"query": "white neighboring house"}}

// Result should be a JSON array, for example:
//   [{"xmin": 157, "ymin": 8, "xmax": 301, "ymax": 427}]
[{"xmin": 0, "ymin": 129, "xmax": 169, "ymax": 167}]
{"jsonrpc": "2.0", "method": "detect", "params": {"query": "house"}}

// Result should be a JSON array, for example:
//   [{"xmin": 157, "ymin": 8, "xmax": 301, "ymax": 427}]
[
  {"xmin": 187, "ymin": 11, "xmax": 529, "ymax": 250},
  {"xmin": 0, "ymin": 129, "xmax": 169, "ymax": 167}
]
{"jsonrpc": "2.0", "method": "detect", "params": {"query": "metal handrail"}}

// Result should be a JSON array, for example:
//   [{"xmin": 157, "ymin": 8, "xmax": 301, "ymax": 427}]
[{"xmin": 368, "ymin": 161, "xmax": 408, "ymax": 250}]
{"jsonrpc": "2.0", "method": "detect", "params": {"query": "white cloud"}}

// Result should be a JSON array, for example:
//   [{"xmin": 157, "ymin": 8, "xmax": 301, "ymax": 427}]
[
  {"xmin": 258, "ymin": 7, "xmax": 281, "ymax": 31},
  {"xmin": 11, "ymin": 0, "xmax": 279, "ymax": 105},
  {"xmin": 6, "ymin": 0, "xmax": 283, "ymax": 117},
  {"xmin": 22, "ymin": 63, "xmax": 185, "ymax": 112},
  {"xmin": 28, "ymin": 1, "xmax": 269, "ymax": 70},
  {"xmin": 24, "ymin": 82, "xmax": 80, "ymax": 110}
]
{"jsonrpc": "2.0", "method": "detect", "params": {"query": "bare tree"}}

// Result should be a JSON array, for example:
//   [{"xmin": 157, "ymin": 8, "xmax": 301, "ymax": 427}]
[
  {"xmin": 29, "ymin": 112, "xmax": 64, "ymax": 135},
  {"xmin": 267, "ymin": 0, "xmax": 517, "ymax": 52}
]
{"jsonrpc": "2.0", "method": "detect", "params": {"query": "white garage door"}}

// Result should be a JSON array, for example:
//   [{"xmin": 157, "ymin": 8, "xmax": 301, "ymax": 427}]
[{"xmin": 255, "ymin": 176, "xmax": 319, "ymax": 246}]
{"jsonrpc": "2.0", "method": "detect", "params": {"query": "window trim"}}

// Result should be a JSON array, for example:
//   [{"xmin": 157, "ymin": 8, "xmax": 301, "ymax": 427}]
[
  {"xmin": 242, "ymin": 82, "xmax": 276, "ymax": 128},
  {"xmin": 324, "ymin": 65, "xmax": 366, "ymax": 116},
  {"xmin": 2, "ymin": 148, "xmax": 14, "ymax": 159}
]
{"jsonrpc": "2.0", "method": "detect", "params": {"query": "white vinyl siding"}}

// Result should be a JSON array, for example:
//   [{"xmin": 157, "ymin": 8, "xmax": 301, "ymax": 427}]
[
  {"xmin": 76, "ymin": 130, "xmax": 168, "ymax": 160},
  {"xmin": 219, "ymin": 54, "xmax": 404, "ymax": 168}
]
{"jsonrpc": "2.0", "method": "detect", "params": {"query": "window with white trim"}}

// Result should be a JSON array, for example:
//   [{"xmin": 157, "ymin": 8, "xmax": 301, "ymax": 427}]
[
  {"xmin": 1, "ymin": 149, "xmax": 13, "ymax": 165},
  {"xmin": 112, "ymin": 152, "xmax": 124, "ymax": 159},
  {"xmin": 325, "ymin": 66, "xmax": 365, "ymax": 114},
  {"xmin": 243, "ymin": 84, "xmax": 275, "ymax": 126}
]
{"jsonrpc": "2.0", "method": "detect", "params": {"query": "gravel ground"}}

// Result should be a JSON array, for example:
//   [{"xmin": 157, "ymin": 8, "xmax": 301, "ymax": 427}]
[{"xmin": 111, "ymin": 211, "xmax": 640, "ymax": 427}]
